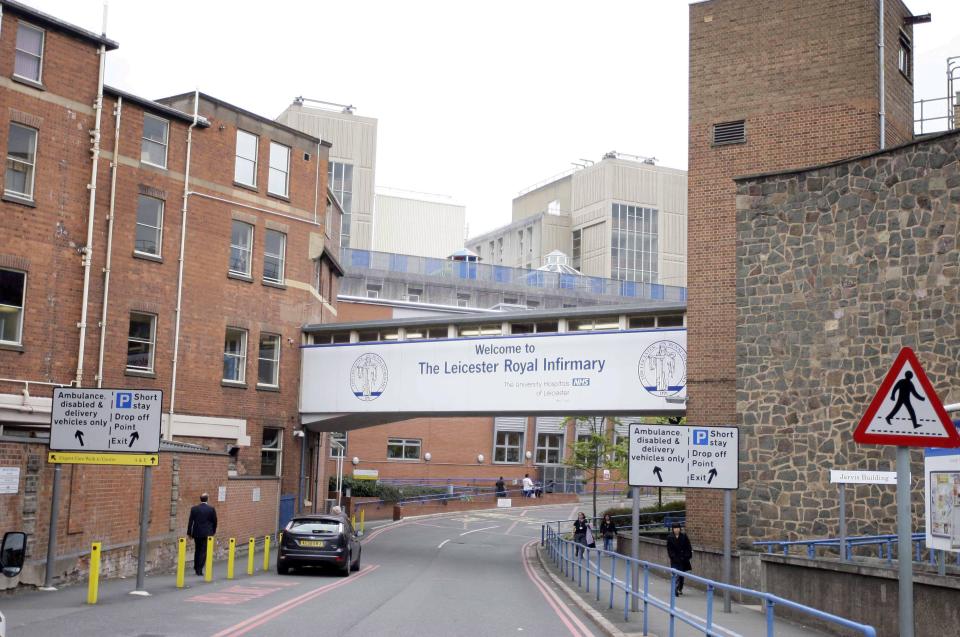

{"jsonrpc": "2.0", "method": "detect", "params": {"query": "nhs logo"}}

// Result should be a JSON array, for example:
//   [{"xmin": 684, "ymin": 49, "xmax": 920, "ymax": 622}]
[
  {"xmin": 572, "ymin": 378, "xmax": 590, "ymax": 387},
  {"xmin": 692, "ymin": 429, "xmax": 709, "ymax": 445}
]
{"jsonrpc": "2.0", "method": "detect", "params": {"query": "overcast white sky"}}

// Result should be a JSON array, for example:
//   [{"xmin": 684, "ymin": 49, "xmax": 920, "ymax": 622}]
[{"xmin": 26, "ymin": 0, "xmax": 960, "ymax": 237}]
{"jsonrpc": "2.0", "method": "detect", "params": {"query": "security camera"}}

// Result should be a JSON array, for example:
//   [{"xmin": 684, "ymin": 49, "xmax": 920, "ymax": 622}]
[{"xmin": 293, "ymin": 430, "xmax": 305, "ymax": 438}]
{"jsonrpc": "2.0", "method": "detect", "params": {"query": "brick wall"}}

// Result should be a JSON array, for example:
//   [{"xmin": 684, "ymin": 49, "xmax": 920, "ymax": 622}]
[
  {"xmin": 0, "ymin": 437, "xmax": 279, "ymax": 588},
  {"xmin": 686, "ymin": 0, "xmax": 914, "ymax": 548}
]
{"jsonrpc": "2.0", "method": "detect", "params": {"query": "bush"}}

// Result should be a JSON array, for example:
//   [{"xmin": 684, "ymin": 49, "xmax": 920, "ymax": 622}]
[
  {"xmin": 601, "ymin": 499, "xmax": 686, "ymax": 525},
  {"xmin": 327, "ymin": 477, "xmax": 447, "ymax": 503}
]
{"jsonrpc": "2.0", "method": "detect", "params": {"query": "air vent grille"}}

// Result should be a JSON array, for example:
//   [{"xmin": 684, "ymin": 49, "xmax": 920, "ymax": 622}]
[{"xmin": 713, "ymin": 120, "xmax": 746, "ymax": 145}]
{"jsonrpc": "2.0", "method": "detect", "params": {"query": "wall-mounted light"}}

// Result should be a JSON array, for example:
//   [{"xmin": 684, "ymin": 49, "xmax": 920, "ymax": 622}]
[
  {"xmin": 525, "ymin": 450, "xmax": 533, "ymax": 459},
  {"xmin": 424, "ymin": 452, "xmax": 432, "ymax": 462},
  {"xmin": 477, "ymin": 454, "xmax": 484, "ymax": 464},
  {"xmin": 351, "ymin": 456, "xmax": 359, "ymax": 466}
]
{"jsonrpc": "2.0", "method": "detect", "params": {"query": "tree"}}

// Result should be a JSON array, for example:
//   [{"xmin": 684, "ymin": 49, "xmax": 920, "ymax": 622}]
[{"xmin": 564, "ymin": 416, "xmax": 626, "ymax": 520}]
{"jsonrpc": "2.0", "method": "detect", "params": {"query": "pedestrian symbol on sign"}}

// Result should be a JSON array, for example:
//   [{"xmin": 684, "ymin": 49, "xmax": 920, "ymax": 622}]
[
  {"xmin": 116, "ymin": 392, "xmax": 133, "ymax": 409},
  {"xmin": 693, "ymin": 429, "xmax": 709, "ymax": 445}
]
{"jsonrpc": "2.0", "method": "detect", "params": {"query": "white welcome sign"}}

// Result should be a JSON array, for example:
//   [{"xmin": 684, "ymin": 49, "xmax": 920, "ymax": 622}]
[{"xmin": 300, "ymin": 329, "xmax": 686, "ymax": 419}]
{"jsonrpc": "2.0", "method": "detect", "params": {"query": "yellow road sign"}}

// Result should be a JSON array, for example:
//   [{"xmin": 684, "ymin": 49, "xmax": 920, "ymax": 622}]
[{"xmin": 47, "ymin": 451, "xmax": 159, "ymax": 466}]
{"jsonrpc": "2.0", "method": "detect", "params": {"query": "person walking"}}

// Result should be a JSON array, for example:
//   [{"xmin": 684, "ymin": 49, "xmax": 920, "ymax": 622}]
[
  {"xmin": 187, "ymin": 493, "xmax": 218, "ymax": 577},
  {"xmin": 666, "ymin": 523, "xmax": 693, "ymax": 596},
  {"xmin": 573, "ymin": 512, "xmax": 595, "ymax": 558},
  {"xmin": 599, "ymin": 513, "xmax": 618, "ymax": 552},
  {"xmin": 495, "ymin": 476, "xmax": 506, "ymax": 498},
  {"xmin": 522, "ymin": 474, "xmax": 534, "ymax": 498}
]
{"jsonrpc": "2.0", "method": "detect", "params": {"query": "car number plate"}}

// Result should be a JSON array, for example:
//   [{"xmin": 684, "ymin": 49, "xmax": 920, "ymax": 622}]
[{"xmin": 298, "ymin": 540, "xmax": 324, "ymax": 547}]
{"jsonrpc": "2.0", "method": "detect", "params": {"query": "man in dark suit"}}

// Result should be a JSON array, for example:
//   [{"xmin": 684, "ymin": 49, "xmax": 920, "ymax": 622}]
[{"xmin": 187, "ymin": 493, "xmax": 218, "ymax": 576}]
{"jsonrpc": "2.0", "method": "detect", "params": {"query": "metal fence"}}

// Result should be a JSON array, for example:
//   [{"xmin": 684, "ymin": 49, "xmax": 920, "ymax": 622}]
[
  {"xmin": 543, "ymin": 523, "xmax": 877, "ymax": 637},
  {"xmin": 343, "ymin": 247, "xmax": 687, "ymax": 302}
]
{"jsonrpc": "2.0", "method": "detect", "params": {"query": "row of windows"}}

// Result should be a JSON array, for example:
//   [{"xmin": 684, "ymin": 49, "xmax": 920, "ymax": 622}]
[
  {"xmin": 329, "ymin": 162, "xmax": 353, "ymax": 247},
  {"xmin": 127, "ymin": 313, "xmax": 283, "ymax": 387},
  {"xmin": 328, "ymin": 430, "xmax": 628, "ymax": 465},
  {"xmin": 228, "ymin": 220, "xmax": 287, "ymax": 283},
  {"xmin": 312, "ymin": 315, "xmax": 683, "ymax": 345},
  {"xmin": 233, "ymin": 130, "xmax": 291, "ymax": 198}
]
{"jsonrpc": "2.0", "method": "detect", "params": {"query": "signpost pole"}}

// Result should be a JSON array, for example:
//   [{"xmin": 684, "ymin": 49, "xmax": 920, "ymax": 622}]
[
  {"xmin": 839, "ymin": 483, "xmax": 847, "ymax": 562},
  {"xmin": 40, "ymin": 463, "xmax": 62, "ymax": 590},
  {"xmin": 896, "ymin": 445, "xmax": 913, "ymax": 637},
  {"xmin": 630, "ymin": 486, "xmax": 639, "ymax": 612},
  {"xmin": 132, "ymin": 464, "xmax": 153, "ymax": 595},
  {"xmin": 722, "ymin": 489, "xmax": 732, "ymax": 613}
]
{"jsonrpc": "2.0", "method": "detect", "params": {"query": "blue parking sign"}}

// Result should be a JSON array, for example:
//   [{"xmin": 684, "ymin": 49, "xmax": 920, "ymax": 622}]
[
  {"xmin": 693, "ymin": 429, "xmax": 709, "ymax": 445},
  {"xmin": 116, "ymin": 392, "xmax": 133, "ymax": 409}
]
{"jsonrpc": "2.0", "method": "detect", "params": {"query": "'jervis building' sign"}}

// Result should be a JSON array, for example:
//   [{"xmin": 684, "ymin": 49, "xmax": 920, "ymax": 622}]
[{"xmin": 300, "ymin": 329, "xmax": 686, "ymax": 425}]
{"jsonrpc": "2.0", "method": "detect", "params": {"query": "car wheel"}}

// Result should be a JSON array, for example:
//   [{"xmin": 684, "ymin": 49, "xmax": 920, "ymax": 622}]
[
  {"xmin": 340, "ymin": 551, "xmax": 351, "ymax": 577},
  {"xmin": 277, "ymin": 562, "xmax": 290, "ymax": 575},
  {"xmin": 351, "ymin": 547, "xmax": 361, "ymax": 572}
]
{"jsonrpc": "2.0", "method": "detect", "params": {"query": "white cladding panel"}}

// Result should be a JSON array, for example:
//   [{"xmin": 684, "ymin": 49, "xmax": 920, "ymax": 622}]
[
  {"xmin": 301, "ymin": 330, "xmax": 687, "ymax": 415},
  {"xmin": 373, "ymin": 194, "xmax": 466, "ymax": 259}
]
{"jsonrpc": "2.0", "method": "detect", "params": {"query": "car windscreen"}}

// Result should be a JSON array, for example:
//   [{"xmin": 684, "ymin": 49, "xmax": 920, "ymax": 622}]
[{"xmin": 287, "ymin": 519, "xmax": 341, "ymax": 533}]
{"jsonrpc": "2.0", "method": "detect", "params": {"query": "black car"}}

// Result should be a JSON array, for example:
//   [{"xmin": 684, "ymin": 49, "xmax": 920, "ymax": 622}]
[{"xmin": 277, "ymin": 514, "xmax": 361, "ymax": 576}]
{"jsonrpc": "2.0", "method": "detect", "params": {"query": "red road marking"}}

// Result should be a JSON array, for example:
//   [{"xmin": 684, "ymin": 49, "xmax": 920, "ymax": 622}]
[
  {"xmin": 210, "ymin": 565, "xmax": 380, "ymax": 637},
  {"xmin": 189, "ymin": 584, "xmax": 294, "ymax": 605},
  {"xmin": 521, "ymin": 540, "xmax": 594, "ymax": 637}
]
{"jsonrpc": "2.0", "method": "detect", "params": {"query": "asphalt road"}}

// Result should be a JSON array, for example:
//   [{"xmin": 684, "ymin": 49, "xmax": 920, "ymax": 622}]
[{"xmin": 1, "ymin": 500, "xmax": 602, "ymax": 637}]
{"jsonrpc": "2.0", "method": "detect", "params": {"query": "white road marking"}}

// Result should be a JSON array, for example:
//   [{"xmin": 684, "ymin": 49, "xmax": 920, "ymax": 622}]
[
  {"xmin": 460, "ymin": 525, "xmax": 499, "ymax": 536},
  {"xmin": 438, "ymin": 539, "xmax": 451, "ymax": 549}
]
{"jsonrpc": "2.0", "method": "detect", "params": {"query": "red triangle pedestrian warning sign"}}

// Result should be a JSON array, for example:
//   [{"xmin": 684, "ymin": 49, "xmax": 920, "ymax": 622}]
[{"xmin": 854, "ymin": 348, "xmax": 960, "ymax": 448}]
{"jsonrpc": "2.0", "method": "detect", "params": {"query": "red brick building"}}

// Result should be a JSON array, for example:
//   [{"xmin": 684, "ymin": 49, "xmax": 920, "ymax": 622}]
[
  {"xmin": 686, "ymin": 0, "xmax": 916, "ymax": 548},
  {"xmin": 0, "ymin": 0, "xmax": 341, "ymax": 585}
]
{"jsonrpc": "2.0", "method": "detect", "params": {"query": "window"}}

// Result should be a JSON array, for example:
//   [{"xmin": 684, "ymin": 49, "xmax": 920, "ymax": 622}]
[
  {"xmin": 629, "ymin": 316, "xmax": 656, "ymax": 329},
  {"xmin": 14, "ymin": 23, "xmax": 44, "ymax": 83},
  {"xmin": 223, "ymin": 327, "xmax": 247, "ymax": 383},
  {"xmin": 141, "ymin": 114, "xmax": 169, "ymax": 168},
  {"xmin": 572, "ymin": 229, "xmax": 582, "ymax": 271},
  {"xmin": 5, "ymin": 123, "xmax": 37, "ymax": 200},
  {"xmin": 658, "ymin": 315, "xmax": 684, "ymax": 328},
  {"xmin": 898, "ymin": 30, "xmax": 912, "ymax": 80},
  {"xmin": 134, "ymin": 195, "xmax": 163, "ymax": 256},
  {"xmin": 366, "ymin": 284, "xmax": 381, "ymax": 299},
  {"xmin": 0, "ymin": 269, "xmax": 26, "ymax": 345},
  {"xmin": 387, "ymin": 438, "xmax": 421, "ymax": 460},
  {"xmin": 569, "ymin": 317, "xmax": 620, "ymax": 331},
  {"xmin": 263, "ymin": 229, "xmax": 286, "ymax": 283},
  {"xmin": 126, "ymin": 312, "xmax": 156, "ymax": 372},
  {"xmin": 234, "ymin": 130, "xmax": 258, "ymax": 187},
  {"xmin": 536, "ymin": 433, "xmax": 564, "ymax": 465},
  {"xmin": 229, "ymin": 220, "xmax": 254, "ymax": 276},
  {"xmin": 712, "ymin": 120, "xmax": 746, "ymax": 145},
  {"xmin": 260, "ymin": 427, "xmax": 282, "ymax": 476},
  {"xmin": 497, "ymin": 238, "xmax": 503, "ymax": 263},
  {"xmin": 494, "ymin": 431, "xmax": 523, "ymax": 463},
  {"xmin": 611, "ymin": 203, "xmax": 659, "ymax": 283},
  {"xmin": 268, "ymin": 142, "xmax": 290, "ymax": 197},
  {"xmin": 458, "ymin": 324, "xmax": 502, "ymax": 337},
  {"xmin": 257, "ymin": 333, "xmax": 281, "ymax": 387},
  {"xmin": 406, "ymin": 286, "xmax": 422, "ymax": 303},
  {"xmin": 457, "ymin": 292, "xmax": 470, "ymax": 308},
  {"xmin": 328, "ymin": 162, "xmax": 353, "ymax": 246},
  {"xmin": 329, "ymin": 431, "xmax": 347, "ymax": 457}
]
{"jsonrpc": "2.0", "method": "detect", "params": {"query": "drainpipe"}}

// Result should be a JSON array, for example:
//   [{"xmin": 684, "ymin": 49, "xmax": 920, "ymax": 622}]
[
  {"xmin": 95, "ymin": 97, "xmax": 122, "ymax": 388},
  {"xmin": 74, "ymin": 41, "xmax": 107, "ymax": 387},
  {"xmin": 167, "ymin": 91, "xmax": 200, "ymax": 440},
  {"xmin": 879, "ymin": 0, "xmax": 886, "ymax": 149}
]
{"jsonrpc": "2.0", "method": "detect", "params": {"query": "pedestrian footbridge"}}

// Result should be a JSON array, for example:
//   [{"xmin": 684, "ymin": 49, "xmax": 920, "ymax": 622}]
[{"xmin": 297, "ymin": 303, "xmax": 687, "ymax": 430}]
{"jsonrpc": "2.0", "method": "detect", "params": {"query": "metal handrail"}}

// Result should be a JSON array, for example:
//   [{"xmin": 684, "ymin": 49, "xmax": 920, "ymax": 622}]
[
  {"xmin": 544, "ymin": 524, "xmax": 876, "ymax": 637},
  {"xmin": 754, "ymin": 532, "xmax": 959, "ymax": 567}
]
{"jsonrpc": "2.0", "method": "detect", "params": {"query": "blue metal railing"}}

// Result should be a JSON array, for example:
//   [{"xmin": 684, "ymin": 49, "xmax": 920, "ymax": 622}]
[
  {"xmin": 543, "ymin": 524, "xmax": 877, "ymax": 637},
  {"xmin": 754, "ymin": 533, "xmax": 960, "ymax": 567},
  {"xmin": 343, "ymin": 247, "xmax": 688, "ymax": 302},
  {"xmin": 539, "ymin": 510, "xmax": 686, "ymax": 547}
]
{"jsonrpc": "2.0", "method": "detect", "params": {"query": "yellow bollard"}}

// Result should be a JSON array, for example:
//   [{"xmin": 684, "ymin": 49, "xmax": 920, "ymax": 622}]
[
  {"xmin": 247, "ymin": 537, "xmax": 255, "ymax": 575},
  {"xmin": 263, "ymin": 535, "xmax": 271, "ymax": 571},
  {"xmin": 87, "ymin": 542, "xmax": 101, "ymax": 605},
  {"xmin": 227, "ymin": 538, "xmax": 236, "ymax": 580},
  {"xmin": 176, "ymin": 537, "xmax": 186, "ymax": 588},
  {"xmin": 204, "ymin": 536, "xmax": 214, "ymax": 582},
  {"xmin": 360, "ymin": 508, "xmax": 365, "ymax": 534}
]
